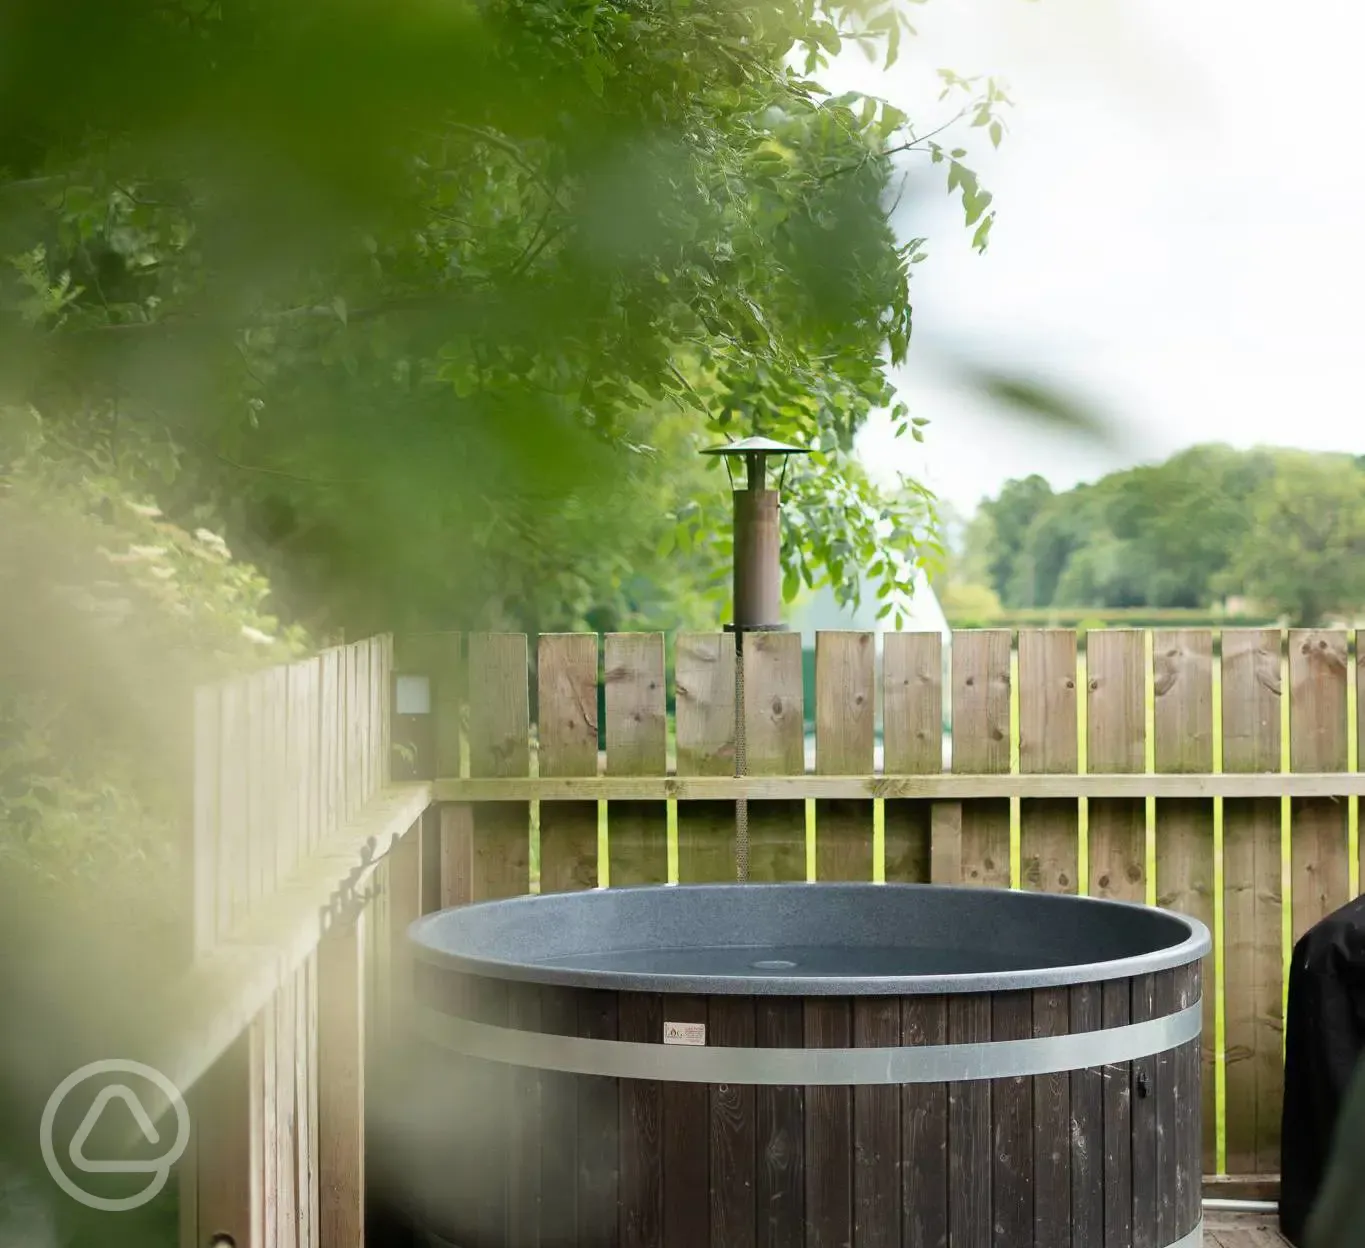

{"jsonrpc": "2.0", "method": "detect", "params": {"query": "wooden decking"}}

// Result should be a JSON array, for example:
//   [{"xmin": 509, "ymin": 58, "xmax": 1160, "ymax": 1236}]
[{"xmin": 1206, "ymin": 1209, "xmax": 1288, "ymax": 1246}]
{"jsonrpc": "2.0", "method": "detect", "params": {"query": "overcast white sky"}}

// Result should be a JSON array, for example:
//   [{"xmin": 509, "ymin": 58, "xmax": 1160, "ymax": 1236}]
[{"xmin": 818, "ymin": 0, "xmax": 1365, "ymax": 516}]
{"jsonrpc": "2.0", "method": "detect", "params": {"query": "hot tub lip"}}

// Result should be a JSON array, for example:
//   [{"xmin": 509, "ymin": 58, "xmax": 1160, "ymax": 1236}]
[{"xmin": 407, "ymin": 882, "xmax": 1211, "ymax": 996}]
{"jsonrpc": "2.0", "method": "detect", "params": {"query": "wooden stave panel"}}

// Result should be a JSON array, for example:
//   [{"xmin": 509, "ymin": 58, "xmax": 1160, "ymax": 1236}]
[
  {"xmin": 619, "ymin": 993, "xmax": 665, "ymax": 1248},
  {"xmin": 991, "ymin": 989, "xmax": 1033, "ymax": 1248},
  {"xmin": 882, "ymin": 632, "xmax": 943, "ymax": 885},
  {"xmin": 814, "ymin": 631, "xmax": 876, "ymax": 883},
  {"xmin": 742, "ymin": 632, "xmax": 807, "ymax": 882},
  {"xmin": 1220, "ymin": 628, "xmax": 1284, "ymax": 1176},
  {"xmin": 1018, "ymin": 629, "xmax": 1080, "ymax": 894},
  {"xmin": 538, "ymin": 633, "xmax": 601, "ymax": 894},
  {"xmin": 1032, "ymin": 984, "xmax": 1070, "ymax": 1246},
  {"xmin": 675, "ymin": 632, "xmax": 738, "ymax": 884},
  {"xmin": 852, "ymin": 997, "xmax": 900, "ymax": 1248},
  {"xmin": 804, "ymin": 997, "xmax": 854, "ymax": 1248},
  {"xmin": 662, "ymin": 996, "xmax": 711, "ymax": 1248},
  {"xmin": 1087, "ymin": 630, "xmax": 1147, "ymax": 904},
  {"xmin": 1101, "ymin": 977, "xmax": 1133, "ymax": 1248},
  {"xmin": 1069, "ymin": 982, "xmax": 1103, "ymax": 1248},
  {"xmin": 1288, "ymin": 630, "xmax": 1350, "ymax": 943},
  {"xmin": 947, "ymin": 994, "xmax": 992, "ymax": 1248},
  {"xmin": 415, "ymin": 963, "xmax": 1207, "ymax": 1248},
  {"xmin": 950, "ymin": 630, "xmax": 1012, "ymax": 890},
  {"xmin": 902, "ymin": 995, "xmax": 947, "ymax": 1248},
  {"xmin": 1150, "ymin": 629, "xmax": 1216, "ymax": 1172},
  {"xmin": 605, "ymin": 632, "xmax": 669, "ymax": 887}
]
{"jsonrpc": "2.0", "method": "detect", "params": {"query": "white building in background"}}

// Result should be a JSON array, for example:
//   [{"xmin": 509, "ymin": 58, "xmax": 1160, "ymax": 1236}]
[
  {"xmin": 785, "ymin": 564, "xmax": 951, "ymax": 642},
  {"xmin": 784, "ymin": 565, "xmax": 952, "ymax": 769}
]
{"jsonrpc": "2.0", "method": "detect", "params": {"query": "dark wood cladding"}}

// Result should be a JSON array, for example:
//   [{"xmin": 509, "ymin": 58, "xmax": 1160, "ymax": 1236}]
[{"xmin": 411, "ymin": 962, "xmax": 1203, "ymax": 1248}]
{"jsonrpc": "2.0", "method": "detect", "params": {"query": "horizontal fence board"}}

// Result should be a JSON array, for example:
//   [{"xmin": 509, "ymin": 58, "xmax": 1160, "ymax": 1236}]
[{"xmin": 435, "ymin": 772, "xmax": 1365, "ymax": 801}]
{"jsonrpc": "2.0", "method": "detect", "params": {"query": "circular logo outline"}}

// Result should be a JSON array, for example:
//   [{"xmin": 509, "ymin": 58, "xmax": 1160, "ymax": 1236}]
[{"xmin": 40, "ymin": 1059, "xmax": 190, "ymax": 1212}]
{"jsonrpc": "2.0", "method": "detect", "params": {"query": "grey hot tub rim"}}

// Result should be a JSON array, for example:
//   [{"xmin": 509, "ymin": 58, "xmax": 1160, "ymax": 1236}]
[{"xmin": 408, "ymin": 881, "xmax": 1210, "ymax": 996}]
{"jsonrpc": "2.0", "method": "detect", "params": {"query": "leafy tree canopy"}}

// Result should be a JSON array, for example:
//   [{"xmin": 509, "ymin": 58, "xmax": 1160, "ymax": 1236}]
[{"xmin": 960, "ymin": 444, "xmax": 1365, "ymax": 625}]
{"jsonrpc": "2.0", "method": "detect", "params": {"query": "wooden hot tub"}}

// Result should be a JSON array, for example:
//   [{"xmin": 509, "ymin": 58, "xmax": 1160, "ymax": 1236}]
[{"xmin": 401, "ymin": 882, "xmax": 1209, "ymax": 1248}]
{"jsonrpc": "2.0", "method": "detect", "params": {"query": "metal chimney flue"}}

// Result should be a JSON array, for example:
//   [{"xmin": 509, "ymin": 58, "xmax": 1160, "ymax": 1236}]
[
  {"xmin": 702, "ymin": 435, "xmax": 810, "ymax": 882},
  {"xmin": 702, "ymin": 436, "xmax": 810, "ymax": 634}
]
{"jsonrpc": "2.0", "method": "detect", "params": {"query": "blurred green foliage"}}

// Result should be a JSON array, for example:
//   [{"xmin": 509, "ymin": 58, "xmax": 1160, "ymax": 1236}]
[
  {"xmin": 0, "ymin": 0, "xmax": 1013, "ymax": 642},
  {"xmin": 0, "ymin": 3, "xmax": 1020, "ymax": 1239},
  {"xmin": 959, "ymin": 444, "xmax": 1365, "ymax": 625}
]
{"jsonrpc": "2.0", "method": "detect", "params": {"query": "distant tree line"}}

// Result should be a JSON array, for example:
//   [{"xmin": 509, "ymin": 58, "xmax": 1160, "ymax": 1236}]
[{"xmin": 957, "ymin": 444, "xmax": 1365, "ymax": 626}]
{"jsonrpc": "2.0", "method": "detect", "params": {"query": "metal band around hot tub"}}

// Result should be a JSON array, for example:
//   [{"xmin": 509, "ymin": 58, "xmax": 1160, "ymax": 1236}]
[
  {"xmin": 415, "ymin": 997, "xmax": 1201, "ymax": 1085},
  {"xmin": 422, "ymin": 1222, "xmax": 1204, "ymax": 1248}
]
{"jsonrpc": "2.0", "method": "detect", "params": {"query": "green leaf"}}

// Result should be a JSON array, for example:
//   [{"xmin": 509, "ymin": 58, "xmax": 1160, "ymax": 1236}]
[
  {"xmin": 989, "ymin": 119, "xmax": 1004, "ymax": 148},
  {"xmin": 965, "ymin": 190, "xmax": 993, "ymax": 227}
]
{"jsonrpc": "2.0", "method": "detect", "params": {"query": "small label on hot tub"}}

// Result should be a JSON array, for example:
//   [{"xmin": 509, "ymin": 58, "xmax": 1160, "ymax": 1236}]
[{"xmin": 663, "ymin": 1021, "xmax": 706, "ymax": 1046}]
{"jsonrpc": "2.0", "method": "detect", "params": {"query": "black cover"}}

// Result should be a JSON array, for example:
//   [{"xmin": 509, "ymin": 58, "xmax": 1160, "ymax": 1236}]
[
  {"xmin": 1281, "ymin": 894, "xmax": 1365, "ymax": 1245},
  {"xmin": 1304, "ymin": 1056, "xmax": 1365, "ymax": 1248}
]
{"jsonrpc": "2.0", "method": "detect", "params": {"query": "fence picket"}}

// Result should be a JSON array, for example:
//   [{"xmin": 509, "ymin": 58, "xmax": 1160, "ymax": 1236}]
[
  {"xmin": 950, "ymin": 630, "xmax": 1011, "ymax": 888},
  {"xmin": 882, "ymin": 632, "xmax": 942, "ymax": 884},
  {"xmin": 1221, "ymin": 628, "xmax": 1284, "ymax": 1177},
  {"xmin": 1018, "ymin": 629, "xmax": 1079, "ymax": 894},
  {"xmin": 538, "ymin": 632, "xmax": 601, "ymax": 892},
  {"xmin": 605, "ymin": 632, "xmax": 668, "ymax": 886},
  {"xmin": 468, "ymin": 633, "xmax": 531, "ymax": 900},
  {"xmin": 742, "ymin": 631, "xmax": 806, "ymax": 881},
  {"xmin": 1086, "ymin": 630, "xmax": 1146, "ymax": 903},
  {"xmin": 815, "ymin": 631, "xmax": 876, "ymax": 882},
  {"xmin": 1288, "ymin": 630, "xmax": 1350, "ymax": 941},
  {"xmin": 1152, "ymin": 628, "xmax": 1216, "ymax": 1175},
  {"xmin": 193, "ymin": 684, "xmax": 221, "ymax": 954},
  {"xmin": 675, "ymin": 632, "xmax": 737, "ymax": 883}
]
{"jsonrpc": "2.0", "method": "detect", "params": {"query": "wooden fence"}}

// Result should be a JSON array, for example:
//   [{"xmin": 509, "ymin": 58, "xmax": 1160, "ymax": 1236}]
[
  {"xmin": 175, "ymin": 635, "xmax": 433, "ymax": 1248},
  {"xmin": 414, "ymin": 627, "xmax": 1365, "ymax": 1187},
  {"xmin": 170, "ymin": 625, "xmax": 1365, "ymax": 1247}
]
